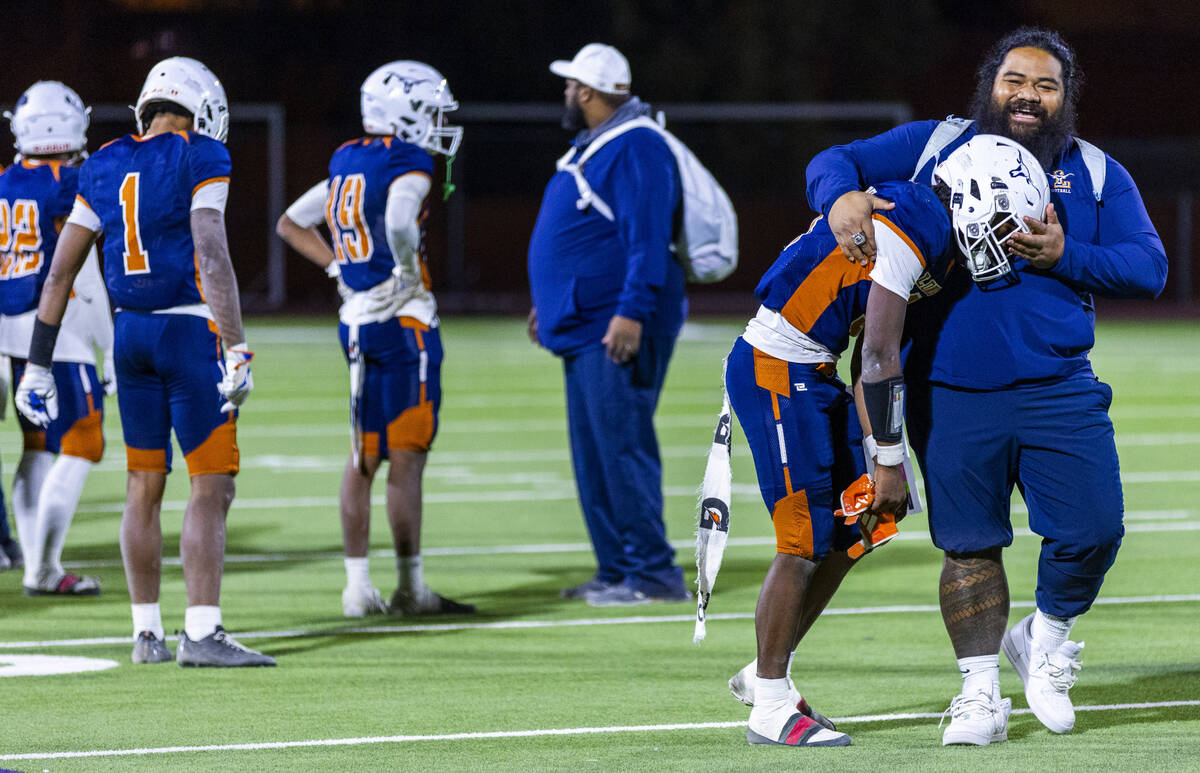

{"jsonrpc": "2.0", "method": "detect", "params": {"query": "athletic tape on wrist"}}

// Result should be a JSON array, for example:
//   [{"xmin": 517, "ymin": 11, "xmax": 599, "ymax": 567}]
[
  {"xmin": 874, "ymin": 442, "xmax": 907, "ymax": 467},
  {"xmin": 29, "ymin": 318, "xmax": 61, "ymax": 368},
  {"xmin": 862, "ymin": 376, "xmax": 905, "ymax": 445}
]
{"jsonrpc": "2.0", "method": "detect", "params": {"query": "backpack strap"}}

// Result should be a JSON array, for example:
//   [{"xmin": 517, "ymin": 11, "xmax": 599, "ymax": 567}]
[
  {"xmin": 1072, "ymin": 137, "xmax": 1107, "ymax": 203},
  {"xmin": 555, "ymin": 117, "xmax": 660, "ymax": 222},
  {"xmin": 911, "ymin": 117, "xmax": 974, "ymax": 182}
]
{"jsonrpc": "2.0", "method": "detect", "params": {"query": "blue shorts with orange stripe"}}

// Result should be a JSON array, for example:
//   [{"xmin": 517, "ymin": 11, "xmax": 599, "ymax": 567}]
[
  {"xmin": 338, "ymin": 316, "xmax": 441, "ymax": 457},
  {"xmin": 114, "ymin": 311, "xmax": 238, "ymax": 476},
  {"xmin": 12, "ymin": 358, "xmax": 105, "ymax": 462},
  {"xmin": 725, "ymin": 337, "xmax": 866, "ymax": 561}
]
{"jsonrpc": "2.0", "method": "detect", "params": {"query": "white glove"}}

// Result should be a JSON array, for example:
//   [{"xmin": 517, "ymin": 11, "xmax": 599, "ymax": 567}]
[
  {"xmin": 15, "ymin": 363, "xmax": 58, "ymax": 427},
  {"xmin": 326, "ymin": 261, "xmax": 352, "ymax": 302},
  {"xmin": 102, "ymin": 350, "xmax": 117, "ymax": 396},
  {"xmin": 217, "ymin": 343, "xmax": 254, "ymax": 413}
]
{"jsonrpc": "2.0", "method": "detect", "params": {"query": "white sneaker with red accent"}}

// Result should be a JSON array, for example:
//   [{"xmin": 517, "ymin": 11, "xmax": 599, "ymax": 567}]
[{"xmin": 728, "ymin": 659, "xmax": 837, "ymax": 731}]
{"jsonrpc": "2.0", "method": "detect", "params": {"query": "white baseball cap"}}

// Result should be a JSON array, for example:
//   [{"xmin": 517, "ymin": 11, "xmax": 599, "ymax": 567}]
[{"xmin": 550, "ymin": 43, "xmax": 631, "ymax": 95}]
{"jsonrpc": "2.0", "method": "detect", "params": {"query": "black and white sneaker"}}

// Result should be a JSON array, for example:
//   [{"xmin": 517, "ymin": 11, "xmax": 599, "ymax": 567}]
[
  {"xmin": 176, "ymin": 626, "xmax": 276, "ymax": 667},
  {"xmin": 131, "ymin": 631, "xmax": 174, "ymax": 664}
]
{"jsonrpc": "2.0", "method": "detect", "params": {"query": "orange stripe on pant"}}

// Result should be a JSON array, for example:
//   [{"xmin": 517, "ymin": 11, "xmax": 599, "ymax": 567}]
[
  {"xmin": 60, "ymin": 408, "xmax": 105, "ymax": 463},
  {"xmin": 126, "ymin": 446, "xmax": 169, "ymax": 473},
  {"xmin": 772, "ymin": 489, "xmax": 815, "ymax": 558},
  {"xmin": 183, "ymin": 416, "xmax": 240, "ymax": 476}
]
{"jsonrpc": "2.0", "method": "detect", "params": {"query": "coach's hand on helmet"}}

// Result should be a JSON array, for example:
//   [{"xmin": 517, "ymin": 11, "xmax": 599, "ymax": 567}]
[
  {"xmin": 1007, "ymin": 203, "xmax": 1064, "ymax": 269},
  {"xmin": 829, "ymin": 191, "xmax": 896, "ymax": 266},
  {"xmin": 15, "ymin": 363, "xmax": 58, "ymax": 428},
  {"xmin": 218, "ymin": 343, "xmax": 254, "ymax": 413}
]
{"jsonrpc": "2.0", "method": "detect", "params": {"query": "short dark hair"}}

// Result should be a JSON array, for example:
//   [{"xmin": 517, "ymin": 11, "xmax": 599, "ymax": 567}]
[
  {"xmin": 139, "ymin": 100, "xmax": 193, "ymax": 127},
  {"xmin": 970, "ymin": 27, "xmax": 1084, "ymax": 118}
]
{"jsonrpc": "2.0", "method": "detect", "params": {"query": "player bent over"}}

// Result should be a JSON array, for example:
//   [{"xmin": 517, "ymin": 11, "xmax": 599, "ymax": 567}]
[
  {"xmin": 0, "ymin": 81, "xmax": 113, "ymax": 596},
  {"xmin": 276, "ymin": 61, "xmax": 473, "ymax": 617},
  {"xmin": 16, "ymin": 57, "xmax": 273, "ymax": 667},
  {"xmin": 724, "ymin": 141, "xmax": 1039, "ymax": 746}
]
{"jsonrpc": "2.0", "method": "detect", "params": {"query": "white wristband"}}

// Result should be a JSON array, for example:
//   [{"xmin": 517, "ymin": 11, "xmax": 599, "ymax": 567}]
[
  {"xmin": 874, "ymin": 441, "xmax": 907, "ymax": 467},
  {"xmin": 863, "ymin": 434, "xmax": 878, "ymax": 460}
]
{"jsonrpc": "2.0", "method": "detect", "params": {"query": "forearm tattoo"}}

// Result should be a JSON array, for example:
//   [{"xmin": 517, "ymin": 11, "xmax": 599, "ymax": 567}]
[{"xmin": 939, "ymin": 554, "xmax": 1009, "ymax": 658}]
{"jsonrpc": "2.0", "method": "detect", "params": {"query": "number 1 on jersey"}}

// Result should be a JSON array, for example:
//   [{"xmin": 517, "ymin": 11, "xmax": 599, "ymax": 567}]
[{"xmin": 119, "ymin": 172, "xmax": 150, "ymax": 274}]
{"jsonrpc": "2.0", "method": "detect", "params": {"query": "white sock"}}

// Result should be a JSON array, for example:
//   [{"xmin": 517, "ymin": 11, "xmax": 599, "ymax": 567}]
[
  {"xmin": 131, "ymin": 602, "xmax": 164, "ymax": 641},
  {"xmin": 396, "ymin": 554, "xmax": 425, "ymax": 592},
  {"xmin": 14, "ymin": 450, "xmax": 53, "ymax": 587},
  {"xmin": 786, "ymin": 652, "xmax": 796, "ymax": 678},
  {"xmin": 345, "ymin": 556, "xmax": 371, "ymax": 588},
  {"xmin": 749, "ymin": 677, "xmax": 794, "ymax": 738},
  {"xmin": 1031, "ymin": 609, "xmax": 1075, "ymax": 653},
  {"xmin": 184, "ymin": 605, "xmax": 222, "ymax": 641},
  {"xmin": 36, "ymin": 456, "xmax": 92, "ymax": 581},
  {"xmin": 958, "ymin": 654, "xmax": 1000, "ymax": 696}
]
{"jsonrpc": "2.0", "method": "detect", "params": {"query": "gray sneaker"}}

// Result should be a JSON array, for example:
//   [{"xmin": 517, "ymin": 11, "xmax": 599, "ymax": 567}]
[
  {"xmin": 560, "ymin": 577, "xmax": 613, "ymax": 600},
  {"xmin": 0, "ymin": 539, "xmax": 22, "ymax": 570},
  {"xmin": 390, "ymin": 587, "xmax": 476, "ymax": 615},
  {"xmin": 177, "ymin": 626, "xmax": 276, "ymax": 667},
  {"xmin": 132, "ymin": 631, "xmax": 174, "ymax": 664},
  {"xmin": 586, "ymin": 583, "xmax": 692, "ymax": 607}
]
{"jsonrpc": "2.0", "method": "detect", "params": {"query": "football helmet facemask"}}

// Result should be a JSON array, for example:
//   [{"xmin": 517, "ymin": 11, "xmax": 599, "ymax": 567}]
[
  {"xmin": 5, "ymin": 81, "xmax": 89, "ymax": 158},
  {"xmin": 134, "ymin": 57, "xmax": 229, "ymax": 142},
  {"xmin": 361, "ymin": 61, "xmax": 462, "ymax": 156},
  {"xmin": 933, "ymin": 134, "xmax": 1049, "ymax": 289}
]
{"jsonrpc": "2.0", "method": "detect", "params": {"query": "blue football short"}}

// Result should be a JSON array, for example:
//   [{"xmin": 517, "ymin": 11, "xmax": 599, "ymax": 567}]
[
  {"xmin": 12, "ymin": 358, "xmax": 105, "ymax": 462},
  {"xmin": 114, "ymin": 311, "xmax": 238, "ymax": 476},
  {"xmin": 725, "ymin": 337, "xmax": 865, "ymax": 561},
  {"xmin": 338, "ymin": 316, "xmax": 442, "ymax": 457}
]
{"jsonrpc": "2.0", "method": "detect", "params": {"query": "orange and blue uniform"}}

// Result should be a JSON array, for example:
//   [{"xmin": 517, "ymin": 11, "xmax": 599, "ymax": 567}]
[
  {"xmin": 725, "ymin": 181, "xmax": 954, "ymax": 560},
  {"xmin": 0, "ymin": 160, "xmax": 106, "ymax": 463},
  {"xmin": 325, "ymin": 136, "xmax": 440, "ymax": 458},
  {"xmin": 72, "ymin": 130, "xmax": 236, "ymax": 475}
]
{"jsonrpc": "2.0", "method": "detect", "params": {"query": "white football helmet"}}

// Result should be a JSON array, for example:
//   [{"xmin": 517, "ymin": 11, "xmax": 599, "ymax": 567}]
[
  {"xmin": 133, "ymin": 57, "xmax": 229, "ymax": 142},
  {"xmin": 933, "ymin": 134, "xmax": 1049, "ymax": 288},
  {"xmin": 5, "ymin": 81, "xmax": 89, "ymax": 157},
  {"xmin": 361, "ymin": 61, "xmax": 462, "ymax": 156}
]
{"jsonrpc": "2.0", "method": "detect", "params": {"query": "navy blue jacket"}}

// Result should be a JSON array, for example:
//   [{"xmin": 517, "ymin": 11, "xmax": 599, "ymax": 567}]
[
  {"xmin": 528, "ymin": 118, "xmax": 684, "ymax": 357},
  {"xmin": 806, "ymin": 119, "xmax": 1168, "ymax": 389}
]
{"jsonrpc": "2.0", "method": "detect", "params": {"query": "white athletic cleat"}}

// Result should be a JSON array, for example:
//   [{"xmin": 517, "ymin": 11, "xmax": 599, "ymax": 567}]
[
  {"xmin": 342, "ymin": 584, "xmax": 389, "ymax": 617},
  {"xmin": 940, "ymin": 687, "xmax": 1011, "ymax": 746},
  {"xmin": 728, "ymin": 659, "xmax": 837, "ymax": 731},
  {"xmin": 1002, "ymin": 613, "xmax": 1084, "ymax": 734}
]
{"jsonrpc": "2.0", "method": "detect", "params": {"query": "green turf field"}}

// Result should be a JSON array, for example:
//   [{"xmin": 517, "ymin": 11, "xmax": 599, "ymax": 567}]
[{"xmin": 1, "ymin": 316, "xmax": 1197, "ymax": 771}]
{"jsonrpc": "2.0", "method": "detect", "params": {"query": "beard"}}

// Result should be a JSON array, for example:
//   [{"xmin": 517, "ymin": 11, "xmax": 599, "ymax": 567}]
[
  {"xmin": 972, "ymin": 96, "xmax": 1076, "ymax": 170},
  {"xmin": 561, "ymin": 99, "xmax": 585, "ymax": 131}
]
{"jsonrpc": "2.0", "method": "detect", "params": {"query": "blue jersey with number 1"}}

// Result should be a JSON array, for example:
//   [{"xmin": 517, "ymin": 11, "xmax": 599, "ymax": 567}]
[
  {"xmin": 0, "ymin": 161, "xmax": 78, "ymax": 315},
  {"xmin": 325, "ymin": 136, "xmax": 433, "ymax": 292},
  {"xmin": 76, "ymin": 131, "xmax": 231, "ymax": 312}
]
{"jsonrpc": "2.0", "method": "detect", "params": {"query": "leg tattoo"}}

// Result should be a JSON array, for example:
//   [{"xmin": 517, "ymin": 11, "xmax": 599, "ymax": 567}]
[{"xmin": 940, "ymin": 547, "xmax": 1008, "ymax": 658}]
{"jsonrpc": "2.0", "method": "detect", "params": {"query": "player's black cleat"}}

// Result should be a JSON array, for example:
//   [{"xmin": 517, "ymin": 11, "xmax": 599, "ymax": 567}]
[
  {"xmin": 176, "ymin": 626, "xmax": 276, "ymax": 667},
  {"xmin": 131, "ymin": 631, "xmax": 174, "ymax": 664},
  {"xmin": 390, "ymin": 587, "xmax": 476, "ymax": 615}
]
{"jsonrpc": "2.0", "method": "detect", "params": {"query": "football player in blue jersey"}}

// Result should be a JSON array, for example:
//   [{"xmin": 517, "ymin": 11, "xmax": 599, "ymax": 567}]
[
  {"xmin": 807, "ymin": 28, "xmax": 1167, "ymax": 743},
  {"xmin": 276, "ymin": 61, "xmax": 474, "ymax": 618},
  {"xmin": 0, "ymin": 81, "xmax": 112, "ymax": 597},
  {"xmin": 16, "ymin": 57, "xmax": 274, "ymax": 667},
  {"xmin": 723, "ymin": 143, "xmax": 1043, "ymax": 747}
]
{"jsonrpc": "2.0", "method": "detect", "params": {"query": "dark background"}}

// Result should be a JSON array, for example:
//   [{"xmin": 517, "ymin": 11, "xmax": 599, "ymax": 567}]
[{"xmin": 7, "ymin": 0, "xmax": 1198, "ymax": 313}]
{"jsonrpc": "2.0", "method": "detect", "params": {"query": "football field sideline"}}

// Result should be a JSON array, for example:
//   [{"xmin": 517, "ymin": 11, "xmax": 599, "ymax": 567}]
[{"xmin": 3, "ymin": 700, "xmax": 1197, "ymax": 762}]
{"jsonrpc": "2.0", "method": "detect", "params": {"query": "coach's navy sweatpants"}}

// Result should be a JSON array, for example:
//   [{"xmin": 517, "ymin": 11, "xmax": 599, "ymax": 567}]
[
  {"xmin": 562, "ymin": 337, "xmax": 684, "ymax": 596},
  {"xmin": 907, "ymin": 375, "xmax": 1124, "ymax": 618}
]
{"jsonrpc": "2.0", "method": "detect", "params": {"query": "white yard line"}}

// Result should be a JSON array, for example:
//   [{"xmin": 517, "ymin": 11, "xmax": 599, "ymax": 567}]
[
  {"xmin": 3, "ymin": 594, "xmax": 1197, "ymax": 650},
  {"xmin": 2, "ymin": 700, "xmax": 1197, "ymax": 761},
  {"xmin": 57, "ymin": 518, "xmax": 1200, "ymax": 570}
]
